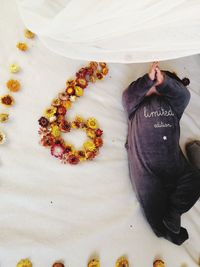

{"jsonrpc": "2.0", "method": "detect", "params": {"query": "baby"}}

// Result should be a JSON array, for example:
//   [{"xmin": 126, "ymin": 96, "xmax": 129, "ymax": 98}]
[{"xmin": 122, "ymin": 62, "xmax": 200, "ymax": 245}]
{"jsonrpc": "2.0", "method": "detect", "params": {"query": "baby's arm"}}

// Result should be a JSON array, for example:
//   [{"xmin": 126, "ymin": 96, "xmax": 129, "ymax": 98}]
[
  {"xmin": 156, "ymin": 72, "xmax": 191, "ymax": 119},
  {"xmin": 122, "ymin": 74, "xmax": 154, "ymax": 118}
]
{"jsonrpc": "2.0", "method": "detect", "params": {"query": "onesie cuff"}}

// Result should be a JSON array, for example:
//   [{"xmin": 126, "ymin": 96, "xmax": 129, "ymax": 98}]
[
  {"xmin": 143, "ymin": 73, "xmax": 155, "ymax": 87},
  {"xmin": 156, "ymin": 73, "xmax": 170, "ymax": 93}
]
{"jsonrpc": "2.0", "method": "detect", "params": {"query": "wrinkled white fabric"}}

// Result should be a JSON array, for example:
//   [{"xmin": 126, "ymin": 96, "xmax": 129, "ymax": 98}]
[
  {"xmin": 16, "ymin": 0, "xmax": 200, "ymax": 63},
  {"xmin": 0, "ymin": 1, "xmax": 200, "ymax": 267}
]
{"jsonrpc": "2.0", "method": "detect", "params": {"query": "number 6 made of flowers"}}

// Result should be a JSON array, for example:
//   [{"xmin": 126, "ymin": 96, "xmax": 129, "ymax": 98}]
[{"xmin": 38, "ymin": 62, "xmax": 109, "ymax": 165}]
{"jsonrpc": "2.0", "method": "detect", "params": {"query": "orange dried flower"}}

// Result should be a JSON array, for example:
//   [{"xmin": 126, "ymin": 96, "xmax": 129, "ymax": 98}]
[
  {"xmin": 6, "ymin": 79, "xmax": 21, "ymax": 92},
  {"xmin": 16, "ymin": 42, "xmax": 28, "ymax": 51}
]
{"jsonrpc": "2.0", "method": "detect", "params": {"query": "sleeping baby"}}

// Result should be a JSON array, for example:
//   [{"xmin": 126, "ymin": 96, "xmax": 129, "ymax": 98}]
[{"xmin": 122, "ymin": 62, "xmax": 200, "ymax": 245}]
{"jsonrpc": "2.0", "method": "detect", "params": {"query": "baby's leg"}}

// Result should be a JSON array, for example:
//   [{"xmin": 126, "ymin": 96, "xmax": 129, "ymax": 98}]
[
  {"xmin": 134, "ymin": 173, "xmax": 168, "ymax": 237},
  {"xmin": 134, "ymin": 172, "xmax": 189, "ymax": 245},
  {"xmin": 169, "ymin": 167, "xmax": 200, "ymax": 215}
]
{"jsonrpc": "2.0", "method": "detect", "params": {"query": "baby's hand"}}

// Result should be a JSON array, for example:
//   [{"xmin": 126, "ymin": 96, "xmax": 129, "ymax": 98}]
[
  {"xmin": 155, "ymin": 67, "xmax": 164, "ymax": 86},
  {"xmin": 148, "ymin": 62, "xmax": 159, "ymax": 81}
]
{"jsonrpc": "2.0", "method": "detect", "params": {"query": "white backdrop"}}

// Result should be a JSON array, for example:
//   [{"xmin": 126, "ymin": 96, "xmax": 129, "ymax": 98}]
[
  {"xmin": 0, "ymin": 1, "xmax": 199, "ymax": 267},
  {"xmin": 16, "ymin": 0, "xmax": 200, "ymax": 63}
]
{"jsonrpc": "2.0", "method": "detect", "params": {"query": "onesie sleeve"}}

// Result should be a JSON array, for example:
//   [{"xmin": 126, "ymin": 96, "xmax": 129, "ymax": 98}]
[
  {"xmin": 122, "ymin": 74, "xmax": 154, "ymax": 118},
  {"xmin": 156, "ymin": 73, "xmax": 191, "ymax": 119}
]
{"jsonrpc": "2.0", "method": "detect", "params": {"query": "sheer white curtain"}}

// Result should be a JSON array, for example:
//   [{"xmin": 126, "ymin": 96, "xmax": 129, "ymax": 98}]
[{"xmin": 16, "ymin": 0, "xmax": 200, "ymax": 63}]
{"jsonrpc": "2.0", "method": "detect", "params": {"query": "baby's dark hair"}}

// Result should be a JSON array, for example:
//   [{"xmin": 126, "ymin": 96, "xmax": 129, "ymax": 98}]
[{"xmin": 163, "ymin": 70, "xmax": 190, "ymax": 86}]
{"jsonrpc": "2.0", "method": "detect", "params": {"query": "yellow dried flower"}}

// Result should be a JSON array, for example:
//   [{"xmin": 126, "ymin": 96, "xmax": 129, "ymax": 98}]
[
  {"xmin": 116, "ymin": 257, "xmax": 129, "ymax": 267},
  {"xmin": 44, "ymin": 107, "xmax": 57, "ymax": 118},
  {"xmin": 75, "ymin": 86, "xmax": 83, "ymax": 97},
  {"xmin": 153, "ymin": 260, "xmax": 165, "ymax": 267},
  {"xmin": 88, "ymin": 259, "xmax": 100, "ymax": 267},
  {"xmin": 83, "ymin": 140, "xmax": 96, "ymax": 151},
  {"xmin": 71, "ymin": 122, "xmax": 78, "ymax": 129},
  {"xmin": 62, "ymin": 100, "xmax": 71, "ymax": 109},
  {"xmin": 0, "ymin": 130, "xmax": 6, "ymax": 145},
  {"xmin": 6, "ymin": 79, "xmax": 21, "ymax": 92},
  {"xmin": 16, "ymin": 258, "xmax": 32, "ymax": 267},
  {"xmin": 9, "ymin": 63, "xmax": 20, "ymax": 73},
  {"xmin": 74, "ymin": 116, "xmax": 84, "ymax": 123},
  {"xmin": 16, "ymin": 42, "xmax": 28, "ymax": 51},
  {"xmin": 24, "ymin": 29, "xmax": 35, "ymax": 39},
  {"xmin": 51, "ymin": 125, "xmax": 60, "ymax": 138},
  {"xmin": 0, "ymin": 113, "xmax": 9, "ymax": 123},
  {"xmin": 86, "ymin": 129, "xmax": 96, "ymax": 139},
  {"xmin": 87, "ymin": 118, "xmax": 98, "ymax": 129}
]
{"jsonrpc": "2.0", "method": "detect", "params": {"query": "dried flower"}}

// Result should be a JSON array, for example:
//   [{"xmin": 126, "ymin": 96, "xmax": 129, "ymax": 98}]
[
  {"xmin": 60, "ymin": 120, "xmax": 71, "ymax": 132},
  {"xmin": 16, "ymin": 258, "xmax": 32, "ymax": 267},
  {"xmin": 57, "ymin": 106, "xmax": 67, "ymax": 115},
  {"xmin": 95, "ymin": 128, "xmax": 103, "ymax": 137},
  {"xmin": 88, "ymin": 62, "xmax": 98, "ymax": 71},
  {"xmin": 76, "ymin": 78, "xmax": 88, "ymax": 89},
  {"xmin": 44, "ymin": 107, "xmax": 57, "ymax": 118},
  {"xmin": 51, "ymin": 144, "xmax": 65, "ymax": 158},
  {"xmin": 88, "ymin": 259, "xmax": 100, "ymax": 267},
  {"xmin": 49, "ymin": 116, "xmax": 57, "ymax": 123},
  {"xmin": 96, "ymin": 72, "xmax": 104, "ymax": 80},
  {"xmin": 58, "ymin": 92, "xmax": 69, "ymax": 101},
  {"xmin": 153, "ymin": 260, "xmax": 165, "ymax": 267},
  {"xmin": 38, "ymin": 116, "xmax": 49, "ymax": 128},
  {"xmin": 6, "ymin": 79, "xmax": 21, "ymax": 92},
  {"xmin": 9, "ymin": 63, "xmax": 20, "ymax": 73},
  {"xmin": 16, "ymin": 42, "xmax": 28, "ymax": 51},
  {"xmin": 0, "ymin": 131, "xmax": 6, "ymax": 144},
  {"xmin": 52, "ymin": 98, "xmax": 61, "ymax": 107},
  {"xmin": 94, "ymin": 137, "xmax": 103, "ymax": 148},
  {"xmin": 84, "ymin": 140, "xmax": 96, "ymax": 151},
  {"xmin": 76, "ymin": 150, "xmax": 86, "ymax": 161},
  {"xmin": 86, "ymin": 129, "xmax": 96, "ymax": 139},
  {"xmin": 52, "ymin": 263, "xmax": 65, "ymax": 267},
  {"xmin": 66, "ymin": 86, "xmax": 75, "ymax": 95},
  {"xmin": 1, "ymin": 94, "xmax": 14, "ymax": 106},
  {"xmin": 115, "ymin": 257, "xmax": 129, "ymax": 267},
  {"xmin": 51, "ymin": 125, "xmax": 60, "ymax": 138},
  {"xmin": 62, "ymin": 100, "xmax": 71, "ymax": 109},
  {"xmin": 41, "ymin": 135, "xmax": 55, "ymax": 147},
  {"xmin": 87, "ymin": 118, "xmax": 98, "ymax": 129},
  {"xmin": 102, "ymin": 67, "xmax": 109, "ymax": 75},
  {"xmin": 24, "ymin": 29, "xmax": 35, "ymax": 39},
  {"xmin": 69, "ymin": 95, "xmax": 76, "ymax": 102},
  {"xmin": 67, "ymin": 154, "xmax": 80, "ymax": 165},
  {"xmin": 75, "ymin": 86, "xmax": 83, "ymax": 97},
  {"xmin": 0, "ymin": 113, "xmax": 9, "ymax": 123},
  {"xmin": 66, "ymin": 79, "xmax": 75, "ymax": 87}
]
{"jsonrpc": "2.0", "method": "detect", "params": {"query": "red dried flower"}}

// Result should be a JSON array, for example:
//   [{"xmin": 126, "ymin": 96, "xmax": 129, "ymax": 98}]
[
  {"xmin": 76, "ymin": 67, "xmax": 87, "ymax": 78},
  {"xmin": 94, "ymin": 137, "xmax": 103, "ymax": 148},
  {"xmin": 67, "ymin": 154, "xmax": 80, "ymax": 165},
  {"xmin": 57, "ymin": 106, "xmax": 67, "ymax": 115},
  {"xmin": 95, "ymin": 128, "xmax": 103, "ymax": 137},
  {"xmin": 40, "ymin": 134, "xmax": 55, "ymax": 147},
  {"xmin": 60, "ymin": 120, "xmax": 71, "ymax": 132},
  {"xmin": 96, "ymin": 72, "xmax": 104, "ymax": 80},
  {"xmin": 38, "ymin": 116, "xmax": 49, "ymax": 128},
  {"xmin": 66, "ymin": 86, "xmax": 75, "ymax": 95},
  {"xmin": 51, "ymin": 144, "xmax": 65, "ymax": 158},
  {"xmin": 86, "ymin": 151, "xmax": 97, "ymax": 160},
  {"xmin": 76, "ymin": 77, "xmax": 88, "ymax": 89}
]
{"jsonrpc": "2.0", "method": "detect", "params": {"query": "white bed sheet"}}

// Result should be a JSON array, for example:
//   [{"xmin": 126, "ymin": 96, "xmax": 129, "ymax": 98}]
[{"xmin": 0, "ymin": 1, "xmax": 199, "ymax": 266}]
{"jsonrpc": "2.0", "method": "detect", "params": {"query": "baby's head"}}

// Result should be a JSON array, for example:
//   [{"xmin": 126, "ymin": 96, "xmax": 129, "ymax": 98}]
[{"xmin": 163, "ymin": 70, "xmax": 190, "ymax": 86}]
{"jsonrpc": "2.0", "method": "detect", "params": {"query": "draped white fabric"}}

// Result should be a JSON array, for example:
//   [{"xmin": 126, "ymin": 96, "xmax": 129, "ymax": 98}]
[{"xmin": 16, "ymin": 0, "xmax": 200, "ymax": 63}]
